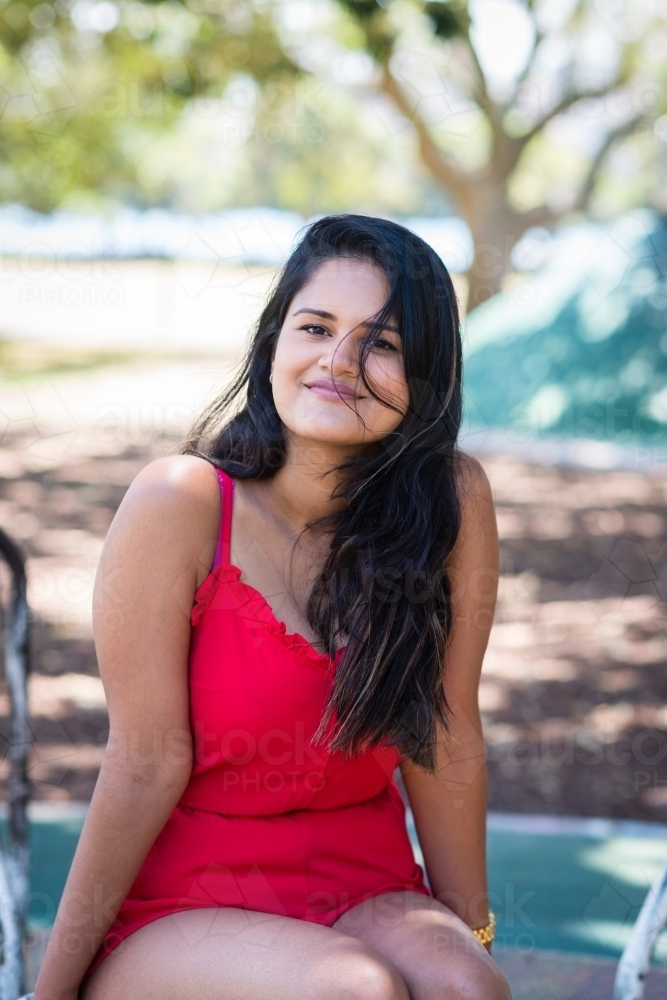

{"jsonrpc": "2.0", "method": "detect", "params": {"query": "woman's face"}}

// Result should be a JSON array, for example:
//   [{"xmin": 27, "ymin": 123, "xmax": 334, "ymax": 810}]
[{"xmin": 271, "ymin": 258, "xmax": 409, "ymax": 451}]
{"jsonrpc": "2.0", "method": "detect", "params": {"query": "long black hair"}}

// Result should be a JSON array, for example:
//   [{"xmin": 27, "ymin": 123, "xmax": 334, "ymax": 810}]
[{"xmin": 184, "ymin": 213, "xmax": 464, "ymax": 770}]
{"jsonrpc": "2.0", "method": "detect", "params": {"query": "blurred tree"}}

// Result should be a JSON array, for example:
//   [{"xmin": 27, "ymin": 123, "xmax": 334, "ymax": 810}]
[
  {"xmin": 316, "ymin": 0, "xmax": 667, "ymax": 307},
  {"xmin": 2, "ymin": 0, "xmax": 666, "ymax": 302},
  {"xmin": 0, "ymin": 0, "xmax": 299, "ymax": 210},
  {"xmin": 118, "ymin": 74, "xmax": 444, "ymax": 214}
]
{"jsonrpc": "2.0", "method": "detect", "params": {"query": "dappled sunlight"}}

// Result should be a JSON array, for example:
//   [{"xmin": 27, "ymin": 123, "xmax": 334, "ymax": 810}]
[
  {"xmin": 1, "ymin": 369, "xmax": 666, "ymax": 826},
  {"xmin": 480, "ymin": 452, "xmax": 667, "ymax": 821}
]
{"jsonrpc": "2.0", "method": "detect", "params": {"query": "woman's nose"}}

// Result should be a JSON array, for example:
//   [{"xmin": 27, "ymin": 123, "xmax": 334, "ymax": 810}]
[{"xmin": 320, "ymin": 332, "xmax": 358, "ymax": 376}]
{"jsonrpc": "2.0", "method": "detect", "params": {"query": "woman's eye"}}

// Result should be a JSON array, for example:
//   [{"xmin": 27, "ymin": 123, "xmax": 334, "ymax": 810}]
[
  {"xmin": 301, "ymin": 324, "xmax": 329, "ymax": 336},
  {"xmin": 369, "ymin": 338, "xmax": 397, "ymax": 352}
]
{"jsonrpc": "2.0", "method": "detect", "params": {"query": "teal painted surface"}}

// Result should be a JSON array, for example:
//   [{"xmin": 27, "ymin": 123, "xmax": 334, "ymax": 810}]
[
  {"xmin": 0, "ymin": 817, "xmax": 86, "ymax": 928},
  {"xmin": 8, "ymin": 816, "xmax": 667, "ymax": 961},
  {"xmin": 463, "ymin": 212, "xmax": 667, "ymax": 447},
  {"xmin": 486, "ymin": 831, "xmax": 667, "ymax": 962}
]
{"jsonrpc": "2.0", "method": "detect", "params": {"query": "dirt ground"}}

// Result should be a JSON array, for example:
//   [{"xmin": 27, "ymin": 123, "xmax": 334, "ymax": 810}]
[{"xmin": 1, "ymin": 356, "xmax": 666, "ymax": 821}]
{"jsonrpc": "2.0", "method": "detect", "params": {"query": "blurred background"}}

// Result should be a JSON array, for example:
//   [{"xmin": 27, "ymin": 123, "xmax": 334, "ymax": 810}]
[{"xmin": 1, "ymin": 0, "xmax": 667, "ymax": 994}]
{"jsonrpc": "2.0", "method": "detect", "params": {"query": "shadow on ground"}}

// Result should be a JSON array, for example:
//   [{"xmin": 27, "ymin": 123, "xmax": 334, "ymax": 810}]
[{"xmin": 0, "ymin": 426, "xmax": 666, "ymax": 821}]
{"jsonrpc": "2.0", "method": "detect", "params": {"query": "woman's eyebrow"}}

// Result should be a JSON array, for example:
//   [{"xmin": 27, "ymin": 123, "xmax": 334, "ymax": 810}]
[
  {"xmin": 293, "ymin": 307, "xmax": 336, "ymax": 320},
  {"xmin": 361, "ymin": 320, "xmax": 400, "ymax": 333},
  {"xmin": 292, "ymin": 307, "xmax": 399, "ymax": 333}
]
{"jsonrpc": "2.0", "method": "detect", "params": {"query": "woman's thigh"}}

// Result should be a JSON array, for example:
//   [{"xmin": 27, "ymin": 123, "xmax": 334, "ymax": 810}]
[
  {"xmin": 80, "ymin": 906, "xmax": 410, "ymax": 1000},
  {"xmin": 333, "ymin": 891, "xmax": 512, "ymax": 1000}
]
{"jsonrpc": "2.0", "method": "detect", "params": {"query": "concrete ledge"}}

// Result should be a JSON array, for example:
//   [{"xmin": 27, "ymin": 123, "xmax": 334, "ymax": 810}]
[{"xmin": 494, "ymin": 947, "xmax": 667, "ymax": 1000}]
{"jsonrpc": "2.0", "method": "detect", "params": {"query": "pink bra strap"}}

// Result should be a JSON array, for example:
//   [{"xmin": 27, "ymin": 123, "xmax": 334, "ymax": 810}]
[{"xmin": 212, "ymin": 467, "xmax": 235, "ymax": 570}]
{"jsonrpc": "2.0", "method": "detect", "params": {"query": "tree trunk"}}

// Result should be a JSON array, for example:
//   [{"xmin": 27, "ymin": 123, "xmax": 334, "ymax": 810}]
[
  {"xmin": 466, "ymin": 235, "xmax": 510, "ymax": 312},
  {"xmin": 460, "ymin": 188, "xmax": 533, "ymax": 311}
]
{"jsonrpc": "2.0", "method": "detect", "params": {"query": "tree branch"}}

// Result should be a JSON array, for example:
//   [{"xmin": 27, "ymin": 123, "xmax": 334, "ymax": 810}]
[
  {"xmin": 512, "ymin": 26, "xmax": 544, "ymax": 96},
  {"xmin": 517, "ymin": 82, "xmax": 622, "ymax": 147},
  {"xmin": 378, "ymin": 59, "xmax": 473, "ymax": 210},
  {"xmin": 572, "ymin": 113, "xmax": 644, "ymax": 212},
  {"xmin": 460, "ymin": 30, "xmax": 498, "ymax": 131},
  {"xmin": 507, "ymin": 114, "xmax": 644, "ymax": 235},
  {"xmin": 513, "ymin": 204, "xmax": 558, "ymax": 234},
  {"xmin": 512, "ymin": 0, "xmax": 643, "ymax": 148}
]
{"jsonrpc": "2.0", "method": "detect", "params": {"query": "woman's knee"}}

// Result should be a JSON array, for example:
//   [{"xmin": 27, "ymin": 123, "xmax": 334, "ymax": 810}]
[
  {"xmin": 417, "ymin": 951, "xmax": 512, "ymax": 1000},
  {"xmin": 318, "ymin": 946, "xmax": 410, "ymax": 1000},
  {"xmin": 459, "ymin": 958, "xmax": 512, "ymax": 1000}
]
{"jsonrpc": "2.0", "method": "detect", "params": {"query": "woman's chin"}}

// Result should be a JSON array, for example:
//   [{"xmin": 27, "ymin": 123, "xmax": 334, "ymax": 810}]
[{"xmin": 286, "ymin": 423, "xmax": 372, "ymax": 452}]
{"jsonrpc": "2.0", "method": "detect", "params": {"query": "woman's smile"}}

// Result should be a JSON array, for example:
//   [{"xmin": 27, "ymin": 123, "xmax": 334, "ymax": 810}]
[{"xmin": 303, "ymin": 378, "xmax": 364, "ymax": 402}]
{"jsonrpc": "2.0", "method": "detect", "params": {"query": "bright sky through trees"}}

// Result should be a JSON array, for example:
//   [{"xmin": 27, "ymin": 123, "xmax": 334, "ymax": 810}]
[{"xmin": 0, "ymin": 0, "xmax": 666, "ymax": 308}]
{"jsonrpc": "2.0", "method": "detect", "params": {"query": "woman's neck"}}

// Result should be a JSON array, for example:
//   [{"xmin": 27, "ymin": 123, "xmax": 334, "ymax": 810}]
[{"xmin": 262, "ymin": 437, "xmax": 355, "ymax": 529}]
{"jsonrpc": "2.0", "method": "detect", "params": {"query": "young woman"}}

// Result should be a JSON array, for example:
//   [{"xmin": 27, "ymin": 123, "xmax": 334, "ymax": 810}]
[{"xmin": 34, "ymin": 214, "xmax": 510, "ymax": 1000}]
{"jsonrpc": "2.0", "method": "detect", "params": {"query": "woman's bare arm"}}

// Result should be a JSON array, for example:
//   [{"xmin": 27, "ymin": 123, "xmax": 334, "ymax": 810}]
[
  {"xmin": 34, "ymin": 455, "xmax": 220, "ymax": 1000},
  {"xmin": 400, "ymin": 454, "xmax": 499, "ymax": 946}
]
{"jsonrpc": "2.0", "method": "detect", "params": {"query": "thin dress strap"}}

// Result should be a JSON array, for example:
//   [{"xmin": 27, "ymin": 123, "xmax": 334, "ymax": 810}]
[{"xmin": 212, "ymin": 467, "xmax": 235, "ymax": 571}]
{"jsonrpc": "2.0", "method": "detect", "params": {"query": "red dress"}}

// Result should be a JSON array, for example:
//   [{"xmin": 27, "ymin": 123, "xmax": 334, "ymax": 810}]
[{"xmin": 85, "ymin": 467, "xmax": 430, "ymax": 978}]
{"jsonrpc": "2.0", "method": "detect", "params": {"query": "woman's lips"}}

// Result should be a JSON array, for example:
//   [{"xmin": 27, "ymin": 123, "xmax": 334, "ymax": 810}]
[{"xmin": 305, "ymin": 380, "xmax": 360, "ymax": 402}]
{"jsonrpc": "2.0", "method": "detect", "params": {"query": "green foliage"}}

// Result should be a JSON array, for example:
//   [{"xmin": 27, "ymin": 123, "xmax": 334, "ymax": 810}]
[
  {"xmin": 236, "ymin": 85, "xmax": 442, "ymax": 215},
  {"xmin": 0, "ymin": 0, "xmax": 300, "ymax": 209},
  {"xmin": 335, "ymin": 0, "xmax": 378, "ymax": 23},
  {"xmin": 334, "ymin": 0, "xmax": 393, "ymax": 60},
  {"xmin": 1, "ymin": 0, "xmax": 665, "ymax": 236},
  {"xmin": 422, "ymin": 0, "xmax": 468, "ymax": 40}
]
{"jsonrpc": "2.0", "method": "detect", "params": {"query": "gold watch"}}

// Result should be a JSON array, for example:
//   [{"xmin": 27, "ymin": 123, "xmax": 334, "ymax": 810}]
[{"xmin": 471, "ymin": 909, "xmax": 496, "ymax": 945}]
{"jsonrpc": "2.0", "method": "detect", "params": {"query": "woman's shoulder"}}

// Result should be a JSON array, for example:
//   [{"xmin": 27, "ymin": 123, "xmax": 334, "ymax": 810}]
[
  {"xmin": 453, "ymin": 450, "xmax": 493, "ymax": 504},
  {"xmin": 128, "ymin": 453, "xmax": 220, "ymax": 502},
  {"xmin": 449, "ymin": 450, "xmax": 496, "ymax": 555},
  {"xmin": 112, "ymin": 454, "xmax": 221, "ymax": 545}
]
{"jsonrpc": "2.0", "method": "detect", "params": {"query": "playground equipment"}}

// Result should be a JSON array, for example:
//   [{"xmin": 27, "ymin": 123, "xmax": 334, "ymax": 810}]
[
  {"xmin": 0, "ymin": 528, "xmax": 31, "ymax": 1000},
  {"xmin": 614, "ymin": 856, "xmax": 667, "ymax": 1000}
]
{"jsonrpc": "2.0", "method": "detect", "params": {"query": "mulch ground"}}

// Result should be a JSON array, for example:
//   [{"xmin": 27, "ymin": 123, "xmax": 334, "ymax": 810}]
[
  {"xmin": 1, "ymin": 424, "xmax": 666, "ymax": 822},
  {"xmin": 482, "ymin": 456, "xmax": 667, "ymax": 822}
]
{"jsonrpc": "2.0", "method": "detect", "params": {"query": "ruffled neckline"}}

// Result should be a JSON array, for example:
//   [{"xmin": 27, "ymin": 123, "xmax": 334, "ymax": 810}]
[{"xmin": 191, "ymin": 562, "xmax": 345, "ymax": 669}]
